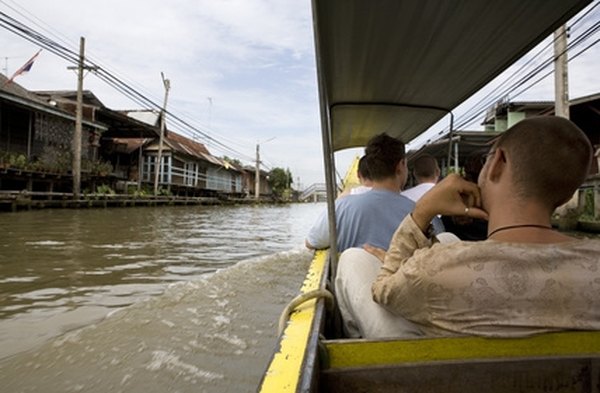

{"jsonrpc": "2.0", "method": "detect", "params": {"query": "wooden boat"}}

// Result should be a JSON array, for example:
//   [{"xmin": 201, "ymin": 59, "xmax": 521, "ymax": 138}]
[{"xmin": 259, "ymin": 1, "xmax": 600, "ymax": 392}]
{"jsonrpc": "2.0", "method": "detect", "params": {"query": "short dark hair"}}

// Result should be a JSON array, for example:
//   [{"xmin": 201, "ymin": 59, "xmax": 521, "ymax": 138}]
[
  {"xmin": 495, "ymin": 116, "xmax": 592, "ymax": 208},
  {"xmin": 412, "ymin": 154, "xmax": 439, "ymax": 179},
  {"xmin": 363, "ymin": 133, "xmax": 405, "ymax": 181},
  {"xmin": 357, "ymin": 155, "xmax": 371, "ymax": 180},
  {"xmin": 464, "ymin": 150, "xmax": 486, "ymax": 182}
]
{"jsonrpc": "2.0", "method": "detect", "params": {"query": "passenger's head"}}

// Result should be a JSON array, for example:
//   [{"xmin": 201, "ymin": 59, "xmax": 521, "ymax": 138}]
[
  {"xmin": 357, "ymin": 155, "xmax": 372, "ymax": 185},
  {"xmin": 363, "ymin": 133, "xmax": 406, "ymax": 184},
  {"xmin": 479, "ymin": 116, "xmax": 592, "ymax": 210},
  {"xmin": 463, "ymin": 150, "xmax": 486, "ymax": 183},
  {"xmin": 412, "ymin": 154, "xmax": 440, "ymax": 183}
]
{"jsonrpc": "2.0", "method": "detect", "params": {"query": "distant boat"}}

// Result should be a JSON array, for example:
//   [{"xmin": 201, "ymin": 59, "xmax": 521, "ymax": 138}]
[{"xmin": 259, "ymin": 1, "xmax": 600, "ymax": 392}]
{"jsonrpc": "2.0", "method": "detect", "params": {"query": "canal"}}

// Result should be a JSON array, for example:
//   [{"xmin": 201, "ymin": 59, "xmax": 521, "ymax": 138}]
[{"xmin": 0, "ymin": 203, "xmax": 323, "ymax": 393}]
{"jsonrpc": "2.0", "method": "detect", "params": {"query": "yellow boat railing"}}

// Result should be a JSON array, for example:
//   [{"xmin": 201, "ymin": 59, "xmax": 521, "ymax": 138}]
[
  {"xmin": 320, "ymin": 332, "xmax": 600, "ymax": 392},
  {"xmin": 258, "ymin": 250, "xmax": 330, "ymax": 392},
  {"xmin": 323, "ymin": 331, "xmax": 600, "ymax": 369}
]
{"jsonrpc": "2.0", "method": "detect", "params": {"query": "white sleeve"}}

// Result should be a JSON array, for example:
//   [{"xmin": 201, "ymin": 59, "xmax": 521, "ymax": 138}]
[{"xmin": 306, "ymin": 210, "xmax": 330, "ymax": 249}]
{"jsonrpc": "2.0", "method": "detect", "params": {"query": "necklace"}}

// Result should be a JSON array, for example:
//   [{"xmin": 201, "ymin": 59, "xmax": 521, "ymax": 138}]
[{"xmin": 487, "ymin": 224, "xmax": 553, "ymax": 238}]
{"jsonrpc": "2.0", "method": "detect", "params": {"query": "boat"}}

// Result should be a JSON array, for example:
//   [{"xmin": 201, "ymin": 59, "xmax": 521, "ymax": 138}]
[{"xmin": 258, "ymin": 1, "xmax": 600, "ymax": 392}]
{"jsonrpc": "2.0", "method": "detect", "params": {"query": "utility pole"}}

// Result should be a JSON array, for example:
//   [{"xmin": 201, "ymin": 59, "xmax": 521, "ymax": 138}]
[
  {"xmin": 154, "ymin": 72, "xmax": 171, "ymax": 196},
  {"xmin": 68, "ymin": 37, "xmax": 97, "ymax": 199},
  {"xmin": 207, "ymin": 97, "xmax": 213, "ymax": 127},
  {"xmin": 254, "ymin": 137, "xmax": 275, "ymax": 200},
  {"xmin": 255, "ymin": 143, "xmax": 260, "ymax": 200},
  {"xmin": 554, "ymin": 24, "xmax": 569, "ymax": 119}
]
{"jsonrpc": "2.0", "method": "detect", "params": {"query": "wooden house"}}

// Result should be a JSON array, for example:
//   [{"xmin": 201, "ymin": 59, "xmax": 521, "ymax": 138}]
[
  {"xmin": 483, "ymin": 93, "xmax": 600, "ymax": 174},
  {"xmin": 122, "ymin": 110, "xmax": 246, "ymax": 197},
  {"xmin": 2, "ymin": 81, "xmax": 269, "ymax": 199},
  {"xmin": 0, "ymin": 75, "xmax": 107, "ymax": 193},
  {"xmin": 241, "ymin": 165, "xmax": 272, "ymax": 198},
  {"xmin": 31, "ymin": 93, "xmax": 248, "ymax": 197},
  {"xmin": 408, "ymin": 93, "xmax": 600, "ymax": 177}
]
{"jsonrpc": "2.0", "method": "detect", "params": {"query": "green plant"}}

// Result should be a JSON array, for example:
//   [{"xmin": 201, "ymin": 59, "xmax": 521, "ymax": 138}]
[
  {"xmin": 579, "ymin": 189, "xmax": 595, "ymax": 221},
  {"xmin": 7, "ymin": 154, "xmax": 27, "ymax": 169},
  {"xmin": 25, "ymin": 160, "xmax": 44, "ymax": 172},
  {"xmin": 127, "ymin": 185, "xmax": 152, "ymax": 198},
  {"xmin": 90, "ymin": 160, "xmax": 113, "ymax": 176},
  {"xmin": 54, "ymin": 152, "xmax": 72, "ymax": 173},
  {"xmin": 444, "ymin": 167, "xmax": 465, "ymax": 177},
  {"xmin": 268, "ymin": 167, "xmax": 294, "ymax": 198},
  {"xmin": 0, "ymin": 151, "xmax": 8, "ymax": 166},
  {"xmin": 96, "ymin": 184, "xmax": 115, "ymax": 195},
  {"xmin": 157, "ymin": 187, "xmax": 172, "ymax": 196}
]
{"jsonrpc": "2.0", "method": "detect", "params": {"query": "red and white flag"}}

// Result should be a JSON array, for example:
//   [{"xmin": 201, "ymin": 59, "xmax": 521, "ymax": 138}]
[{"xmin": 4, "ymin": 49, "xmax": 42, "ymax": 86}]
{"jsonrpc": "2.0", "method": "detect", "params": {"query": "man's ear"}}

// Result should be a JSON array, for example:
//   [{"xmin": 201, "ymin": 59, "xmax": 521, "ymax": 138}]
[
  {"xmin": 487, "ymin": 149, "xmax": 506, "ymax": 182},
  {"xmin": 396, "ymin": 159, "xmax": 406, "ymax": 174}
]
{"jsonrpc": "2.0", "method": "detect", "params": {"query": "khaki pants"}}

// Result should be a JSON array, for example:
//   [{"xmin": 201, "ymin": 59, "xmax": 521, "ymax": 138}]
[{"xmin": 334, "ymin": 248, "xmax": 424, "ymax": 339}]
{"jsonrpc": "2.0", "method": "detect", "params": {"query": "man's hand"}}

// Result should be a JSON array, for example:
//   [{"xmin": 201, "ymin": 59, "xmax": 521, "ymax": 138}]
[
  {"xmin": 363, "ymin": 244, "xmax": 386, "ymax": 262},
  {"xmin": 412, "ymin": 174, "xmax": 488, "ymax": 232},
  {"xmin": 304, "ymin": 239, "xmax": 316, "ymax": 250}
]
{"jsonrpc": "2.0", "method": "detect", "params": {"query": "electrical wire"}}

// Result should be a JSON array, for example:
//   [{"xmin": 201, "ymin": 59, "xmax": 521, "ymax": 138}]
[
  {"xmin": 0, "ymin": 8, "xmax": 262, "ymax": 167},
  {"xmin": 422, "ymin": 12, "xmax": 600, "ymax": 146}
]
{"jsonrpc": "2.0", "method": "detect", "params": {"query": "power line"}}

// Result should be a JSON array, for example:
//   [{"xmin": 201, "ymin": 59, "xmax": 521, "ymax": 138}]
[
  {"xmin": 0, "ymin": 7, "xmax": 257, "ymax": 164},
  {"xmin": 420, "ymin": 13, "xmax": 600, "ymax": 145}
]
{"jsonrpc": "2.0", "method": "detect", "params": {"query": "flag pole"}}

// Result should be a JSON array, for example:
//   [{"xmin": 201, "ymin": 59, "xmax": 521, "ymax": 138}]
[{"xmin": 2, "ymin": 49, "xmax": 42, "ymax": 87}]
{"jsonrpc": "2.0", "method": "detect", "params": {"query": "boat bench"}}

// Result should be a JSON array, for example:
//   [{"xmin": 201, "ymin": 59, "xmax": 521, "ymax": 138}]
[{"xmin": 320, "ymin": 332, "xmax": 600, "ymax": 393}]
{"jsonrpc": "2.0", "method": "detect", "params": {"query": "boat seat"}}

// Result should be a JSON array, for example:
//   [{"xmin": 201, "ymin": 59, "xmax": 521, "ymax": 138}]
[{"xmin": 321, "ymin": 331, "xmax": 600, "ymax": 393}]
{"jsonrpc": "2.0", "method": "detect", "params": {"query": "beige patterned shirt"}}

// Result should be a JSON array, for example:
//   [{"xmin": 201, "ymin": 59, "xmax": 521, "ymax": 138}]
[{"xmin": 372, "ymin": 215, "xmax": 600, "ymax": 337}]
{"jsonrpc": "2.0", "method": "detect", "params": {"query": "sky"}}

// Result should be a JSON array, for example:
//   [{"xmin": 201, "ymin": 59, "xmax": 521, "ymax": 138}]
[{"xmin": 1, "ymin": 0, "xmax": 599, "ymax": 189}]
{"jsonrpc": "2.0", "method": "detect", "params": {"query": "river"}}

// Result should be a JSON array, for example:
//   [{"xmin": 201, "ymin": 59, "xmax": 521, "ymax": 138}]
[{"xmin": 0, "ymin": 203, "xmax": 324, "ymax": 393}]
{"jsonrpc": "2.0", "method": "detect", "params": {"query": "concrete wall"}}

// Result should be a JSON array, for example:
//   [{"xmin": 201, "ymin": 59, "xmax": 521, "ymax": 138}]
[{"xmin": 507, "ymin": 111, "xmax": 526, "ymax": 128}]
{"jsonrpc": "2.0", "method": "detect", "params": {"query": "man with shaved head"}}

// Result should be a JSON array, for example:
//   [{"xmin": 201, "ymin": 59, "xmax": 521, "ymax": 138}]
[{"xmin": 337, "ymin": 116, "xmax": 600, "ymax": 338}]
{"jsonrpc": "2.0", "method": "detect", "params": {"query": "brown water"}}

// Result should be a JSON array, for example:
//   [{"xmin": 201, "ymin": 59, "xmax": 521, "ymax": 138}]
[{"xmin": 0, "ymin": 203, "xmax": 323, "ymax": 392}]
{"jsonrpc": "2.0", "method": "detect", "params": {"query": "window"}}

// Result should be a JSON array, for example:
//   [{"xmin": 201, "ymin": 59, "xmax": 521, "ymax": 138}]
[
  {"xmin": 184, "ymin": 162, "xmax": 198, "ymax": 186},
  {"xmin": 142, "ymin": 155, "xmax": 171, "ymax": 183}
]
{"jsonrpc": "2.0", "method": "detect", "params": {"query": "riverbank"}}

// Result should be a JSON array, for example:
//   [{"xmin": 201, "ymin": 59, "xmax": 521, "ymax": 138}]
[
  {"xmin": 0, "ymin": 190, "xmax": 291, "ymax": 212},
  {"xmin": 552, "ymin": 216, "xmax": 600, "ymax": 234}
]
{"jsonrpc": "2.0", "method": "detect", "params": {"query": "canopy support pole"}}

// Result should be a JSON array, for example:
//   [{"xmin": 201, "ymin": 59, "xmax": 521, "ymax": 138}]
[
  {"xmin": 311, "ymin": 0, "xmax": 339, "ymax": 288},
  {"xmin": 446, "ymin": 112, "xmax": 455, "ymax": 173}
]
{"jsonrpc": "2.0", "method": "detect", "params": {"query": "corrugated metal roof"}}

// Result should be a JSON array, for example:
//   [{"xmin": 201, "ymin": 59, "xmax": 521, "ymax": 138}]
[
  {"xmin": 111, "ymin": 138, "xmax": 153, "ymax": 154},
  {"xmin": 151, "ymin": 131, "xmax": 242, "ymax": 172},
  {"xmin": 34, "ymin": 90, "xmax": 106, "ymax": 108},
  {"xmin": 0, "ymin": 74, "xmax": 107, "ymax": 130},
  {"xmin": 167, "ymin": 131, "xmax": 210, "ymax": 156},
  {"xmin": 125, "ymin": 110, "xmax": 160, "ymax": 126},
  {"xmin": 199, "ymin": 152, "xmax": 223, "ymax": 166},
  {"xmin": 571, "ymin": 92, "xmax": 600, "ymax": 106},
  {"xmin": 0, "ymin": 73, "xmax": 48, "ymax": 104},
  {"xmin": 407, "ymin": 130, "xmax": 502, "ymax": 164}
]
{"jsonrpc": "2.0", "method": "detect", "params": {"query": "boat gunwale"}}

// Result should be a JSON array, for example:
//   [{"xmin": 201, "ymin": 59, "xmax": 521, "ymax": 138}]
[
  {"xmin": 257, "ymin": 250, "xmax": 330, "ymax": 393},
  {"xmin": 321, "ymin": 331, "xmax": 600, "ymax": 370}
]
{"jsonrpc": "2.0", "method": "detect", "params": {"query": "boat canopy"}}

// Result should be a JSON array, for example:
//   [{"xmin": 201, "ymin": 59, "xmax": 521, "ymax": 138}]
[{"xmin": 312, "ymin": 0, "xmax": 591, "ymax": 152}]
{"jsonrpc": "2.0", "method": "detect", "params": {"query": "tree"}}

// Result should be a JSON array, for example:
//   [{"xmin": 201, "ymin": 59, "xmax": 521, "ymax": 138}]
[
  {"xmin": 221, "ymin": 156, "xmax": 242, "ymax": 167},
  {"xmin": 268, "ymin": 167, "xmax": 293, "ymax": 198}
]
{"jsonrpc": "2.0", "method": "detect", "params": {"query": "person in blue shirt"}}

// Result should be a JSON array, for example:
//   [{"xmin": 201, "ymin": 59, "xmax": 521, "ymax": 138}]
[{"xmin": 305, "ymin": 133, "xmax": 443, "ymax": 252}]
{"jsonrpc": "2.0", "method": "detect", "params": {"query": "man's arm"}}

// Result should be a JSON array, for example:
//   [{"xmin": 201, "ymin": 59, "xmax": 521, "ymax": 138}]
[
  {"xmin": 305, "ymin": 210, "xmax": 330, "ymax": 250},
  {"xmin": 372, "ymin": 175, "xmax": 488, "ymax": 314},
  {"xmin": 304, "ymin": 239, "xmax": 316, "ymax": 249},
  {"xmin": 371, "ymin": 214, "xmax": 432, "ymax": 314},
  {"xmin": 411, "ymin": 174, "xmax": 487, "ymax": 232}
]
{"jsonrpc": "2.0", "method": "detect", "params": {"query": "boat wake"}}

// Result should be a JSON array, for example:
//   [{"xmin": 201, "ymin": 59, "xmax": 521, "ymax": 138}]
[{"xmin": 0, "ymin": 247, "xmax": 313, "ymax": 393}]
